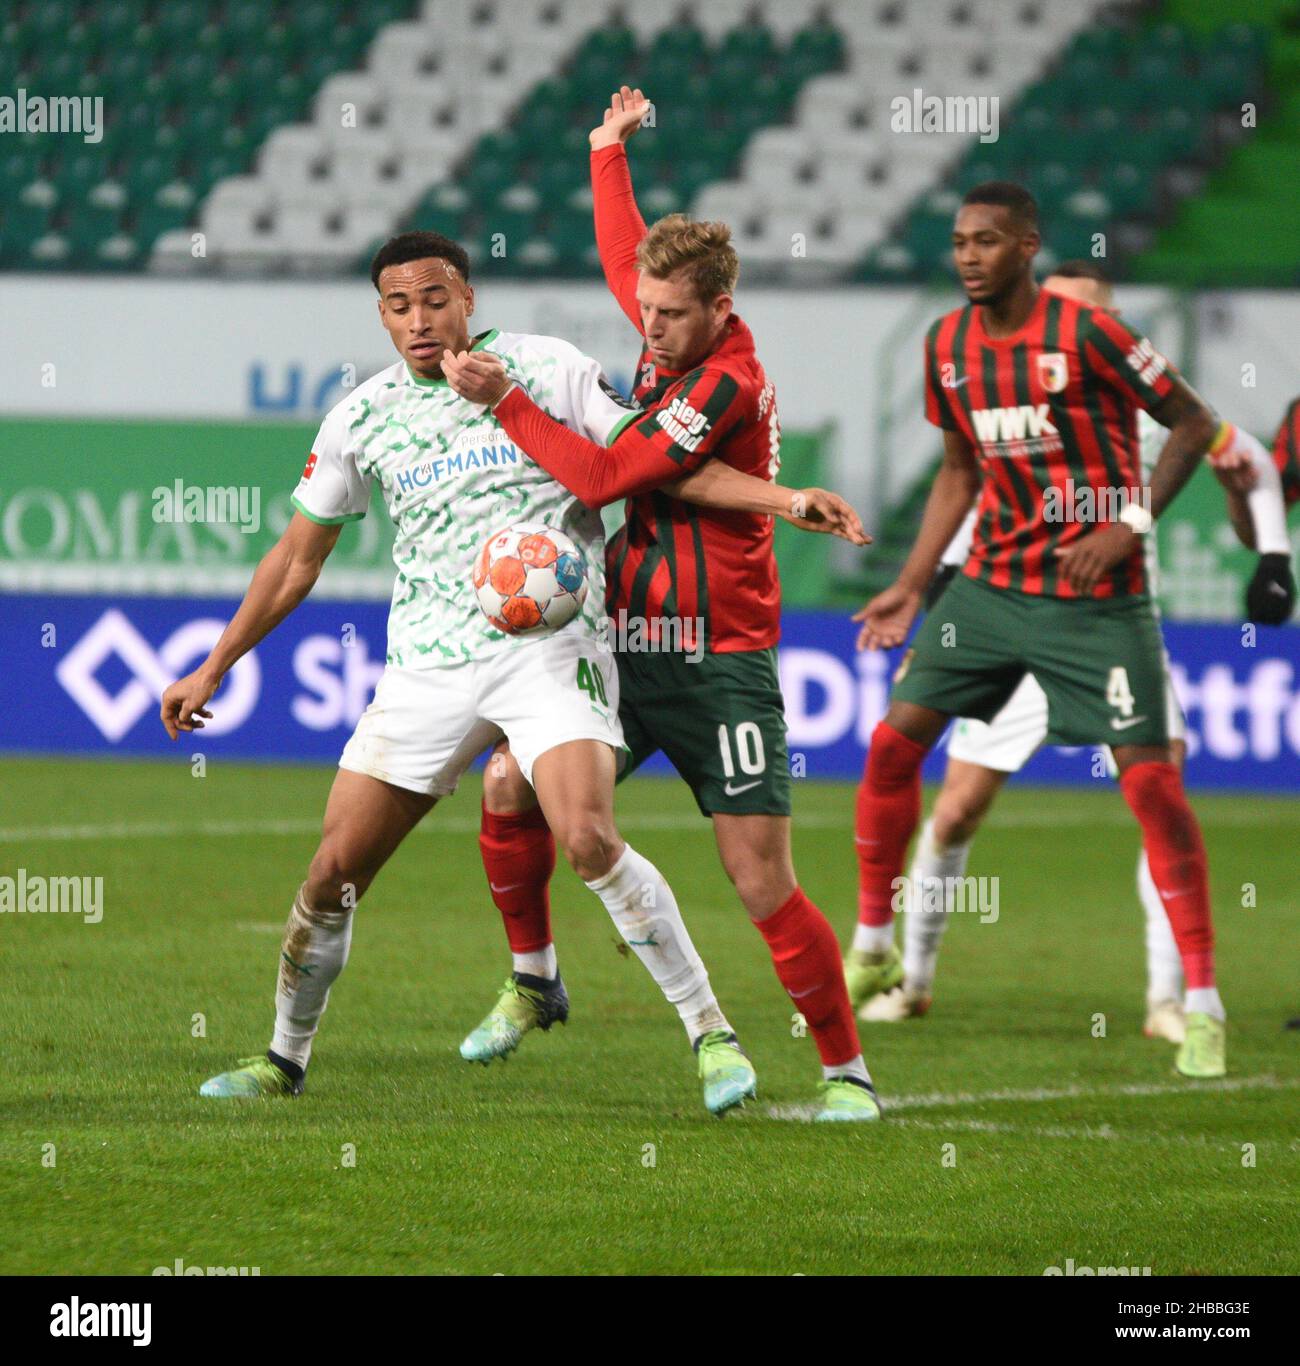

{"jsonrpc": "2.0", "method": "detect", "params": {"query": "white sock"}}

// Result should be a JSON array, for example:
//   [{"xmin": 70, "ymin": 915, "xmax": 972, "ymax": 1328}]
[
  {"xmin": 1185, "ymin": 986, "xmax": 1226, "ymax": 1022},
  {"xmin": 851, "ymin": 921, "xmax": 895, "ymax": 955},
  {"xmin": 823, "ymin": 1055, "xmax": 873, "ymax": 1087},
  {"xmin": 585, "ymin": 845, "xmax": 729, "ymax": 1042},
  {"xmin": 902, "ymin": 819, "xmax": 971, "ymax": 992},
  {"xmin": 513, "ymin": 945, "xmax": 557, "ymax": 979},
  {"xmin": 1137, "ymin": 848, "xmax": 1183, "ymax": 1004},
  {"xmin": 269, "ymin": 885, "xmax": 353, "ymax": 1071}
]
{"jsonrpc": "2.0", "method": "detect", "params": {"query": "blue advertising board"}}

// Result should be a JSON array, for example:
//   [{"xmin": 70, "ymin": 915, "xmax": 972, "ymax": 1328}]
[{"xmin": 2, "ymin": 594, "xmax": 1298, "ymax": 791}]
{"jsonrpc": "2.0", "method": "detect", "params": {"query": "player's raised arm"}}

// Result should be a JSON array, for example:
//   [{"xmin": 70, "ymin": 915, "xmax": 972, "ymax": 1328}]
[
  {"xmin": 588, "ymin": 86, "xmax": 651, "ymax": 329},
  {"xmin": 853, "ymin": 428, "xmax": 980, "ymax": 651},
  {"xmin": 159, "ymin": 512, "xmax": 341, "ymax": 739}
]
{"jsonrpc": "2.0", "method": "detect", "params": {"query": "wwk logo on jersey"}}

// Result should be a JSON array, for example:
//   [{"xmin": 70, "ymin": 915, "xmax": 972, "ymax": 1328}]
[
  {"xmin": 971, "ymin": 404, "xmax": 1059, "ymax": 448},
  {"xmin": 656, "ymin": 396, "xmax": 711, "ymax": 452}
]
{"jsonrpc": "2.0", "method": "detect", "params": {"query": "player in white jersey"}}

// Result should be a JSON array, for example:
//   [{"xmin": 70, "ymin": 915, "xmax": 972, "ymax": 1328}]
[
  {"xmin": 855, "ymin": 261, "xmax": 1291, "ymax": 1038},
  {"xmin": 159, "ymin": 232, "xmax": 861, "ymax": 1109}
]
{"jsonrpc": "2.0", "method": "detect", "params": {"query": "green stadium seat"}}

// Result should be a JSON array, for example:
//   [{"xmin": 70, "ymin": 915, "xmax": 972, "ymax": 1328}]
[
  {"xmin": 789, "ymin": 24, "xmax": 845, "ymax": 72},
  {"xmin": 483, "ymin": 207, "xmax": 538, "ymax": 251},
  {"xmin": 905, "ymin": 212, "xmax": 957, "ymax": 273},
  {"xmin": 718, "ymin": 27, "xmax": 778, "ymax": 66},
  {"xmin": 1096, "ymin": 163, "xmax": 1156, "ymax": 217},
  {"xmin": 582, "ymin": 25, "xmax": 637, "ymax": 66},
  {"xmin": 649, "ymin": 26, "xmax": 708, "ymax": 68},
  {"xmin": 533, "ymin": 158, "xmax": 584, "ymax": 204},
  {"xmin": 51, "ymin": 152, "xmax": 103, "ymax": 203},
  {"xmin": 1071, "ymin": 27, "xmax": 1130, "ymax": 65}
]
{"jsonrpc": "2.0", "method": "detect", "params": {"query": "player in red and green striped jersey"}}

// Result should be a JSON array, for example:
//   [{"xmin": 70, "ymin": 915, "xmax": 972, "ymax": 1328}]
[
  {"xmin": 849, "ymin": 181, "xmax": 1230, "ymax": 1079},
  {"xmin": 441, "ymin": 87, "xmax": 882, "ymax": 1121}
]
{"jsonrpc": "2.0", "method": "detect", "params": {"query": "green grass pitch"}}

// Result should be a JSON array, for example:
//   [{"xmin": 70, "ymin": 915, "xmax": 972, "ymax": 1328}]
[{"xmin": 1, "ymin": 756, "xmax": 1296, "ymax": 1275}]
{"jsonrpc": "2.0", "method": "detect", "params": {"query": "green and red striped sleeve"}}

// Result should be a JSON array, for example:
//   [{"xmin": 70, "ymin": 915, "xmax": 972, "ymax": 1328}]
[
  {"xmin": 1271, "ymin": 397, "xmax": 1300, "ymax": 507},
  {"xmin": 1078, "ymin": 309, "xmax": 1177, "ymax": 413}
]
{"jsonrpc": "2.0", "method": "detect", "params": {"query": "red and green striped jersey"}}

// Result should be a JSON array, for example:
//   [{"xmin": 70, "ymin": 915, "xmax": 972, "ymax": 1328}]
[
  {"xmin": 607, "ymin": 315, "xmax": 782, "ymax": 652},
  {"xmin": 924, "ymin": 288, "xmax": 1178, "ymax": 598},
  {"xmin": 1270, "ymin": 396, "xmax": 1300, "ymax": 508},
  {"xmin": 592, "ymin": 143, "xmax": 781, "ymax": 653}
]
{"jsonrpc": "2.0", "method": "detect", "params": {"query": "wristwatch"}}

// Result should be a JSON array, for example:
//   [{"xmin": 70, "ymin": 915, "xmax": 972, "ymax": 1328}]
[{"xmin": 1118, "ymin": 501, "xmax": 1154, "ymax": 535}]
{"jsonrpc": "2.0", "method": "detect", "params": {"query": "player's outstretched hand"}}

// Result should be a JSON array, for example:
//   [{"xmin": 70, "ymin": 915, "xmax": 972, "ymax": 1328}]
[
  {"xmin": 441, "ymin": 350, "xmax": 512, "ymax": 407},
  {"xmin": 781, "ymin": 488, "xmax": 871, "ymax": 546},
  {"xmin": 589, "ymin": 86, "xmax": 650, "ymax": 151},
  {"xmin": 853, "ymin": 581, "xmax": 921, "ymax": 652},
  {"xmin": 160, "ymin": 668, "xmax": 219, "ymax": 740},
  {"xmin": 1053, "ymin": 523, "xmax": 1138, "ymax": 594}
]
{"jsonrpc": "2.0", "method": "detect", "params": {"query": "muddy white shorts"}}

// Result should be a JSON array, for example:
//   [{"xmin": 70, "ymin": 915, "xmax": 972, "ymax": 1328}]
[
  {"xmin": 339, "ymin": 630, "xmax": 623, "ymax": 797},
  {"xmin": 946, "ymin": 652, "xmax": 1185, "ymax": 774}
]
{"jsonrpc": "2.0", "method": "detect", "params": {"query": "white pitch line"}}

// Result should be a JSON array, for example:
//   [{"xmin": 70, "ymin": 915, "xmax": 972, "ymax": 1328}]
[
  {"xmin": 0, "ymin": 805, "xmax": 1292, "ymax": 844},
  {"xmin": 765, "ymin": 1073, "xmax": 1297, "ymax": 1124},
  {"xmin": 885, "ymin": 1073, "xmax": 1297, "ymax": 1112}
]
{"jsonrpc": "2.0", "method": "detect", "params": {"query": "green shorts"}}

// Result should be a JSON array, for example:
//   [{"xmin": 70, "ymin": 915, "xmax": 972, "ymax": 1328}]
[
  {"xmin": 616, "ymin": 646, "xmax": 792, "ymax": 818},
  {"xmin": 892, "ymin": 573, "xmax": 1170, "ymax": 748}
]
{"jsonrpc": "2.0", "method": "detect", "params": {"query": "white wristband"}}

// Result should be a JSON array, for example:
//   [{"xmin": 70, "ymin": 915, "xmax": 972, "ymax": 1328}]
[{"xmin": 1119, "ymin": 501, "xmax": 1153, "ymax": 535}]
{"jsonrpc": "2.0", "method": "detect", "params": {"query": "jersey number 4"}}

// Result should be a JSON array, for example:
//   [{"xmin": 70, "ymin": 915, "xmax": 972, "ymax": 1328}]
[{"xmin": 1106, "ymin": 667, "xmax": 1136, "ymax": 717}]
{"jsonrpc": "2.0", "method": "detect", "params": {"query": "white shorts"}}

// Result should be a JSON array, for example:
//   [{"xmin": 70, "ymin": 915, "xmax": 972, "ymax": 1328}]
[
  {"xmin": 339, "ymin": 631, "xmax": 623, "ymax": 798},
  {"xmin": 946, "ymin": 653, "xmax": 1186, "ymax": 774}
]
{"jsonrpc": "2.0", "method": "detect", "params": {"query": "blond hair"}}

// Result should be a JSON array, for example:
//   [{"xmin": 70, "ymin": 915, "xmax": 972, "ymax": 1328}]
[{"xmin": 637, "ymin": 214, "xmax": 739, "ymax": 302}]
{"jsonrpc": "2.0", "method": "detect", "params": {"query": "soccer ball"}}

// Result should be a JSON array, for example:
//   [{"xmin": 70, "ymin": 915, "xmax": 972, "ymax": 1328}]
[{"xmin": 472, "ymin": 522, "xmax": 588, "ymax": 635}]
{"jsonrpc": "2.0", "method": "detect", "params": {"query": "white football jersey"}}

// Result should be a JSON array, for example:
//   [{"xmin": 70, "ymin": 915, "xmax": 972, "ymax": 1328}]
[{"xmin": 292, "ymin": 329, "xmax": 639, "ymax": 669}]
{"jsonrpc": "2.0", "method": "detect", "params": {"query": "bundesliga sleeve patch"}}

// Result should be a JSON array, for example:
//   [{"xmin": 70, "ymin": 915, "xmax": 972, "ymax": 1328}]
[
  {"xmin": 598, "ymin": 376, "xmax": 639, "ymax": 411},
  {"xmin": 301, "ymin": 452, "xmax": 318, "ymax": 481}
]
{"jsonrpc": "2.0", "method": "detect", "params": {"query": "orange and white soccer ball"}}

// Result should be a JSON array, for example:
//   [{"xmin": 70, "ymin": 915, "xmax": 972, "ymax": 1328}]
[{"xmin": 472, "ymin": 522, "xmax": 588, "ymax": 635}]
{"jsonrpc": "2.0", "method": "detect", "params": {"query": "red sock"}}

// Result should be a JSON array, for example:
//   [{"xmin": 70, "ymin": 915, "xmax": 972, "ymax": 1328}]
[
  {"xmin": 478, "ymin": 803, "xmax": 556, "ymax": 955},
  {"xmin": 1119, "ymin": 762, "xmax": 1215, "ymax": 988},
  {"xmin": 855, "ymin": 722, "xmax": 927, "ymax": 927},
  {"xmin": 757, "ymin": 887, "xmax": 861, "ymax": 1067}
]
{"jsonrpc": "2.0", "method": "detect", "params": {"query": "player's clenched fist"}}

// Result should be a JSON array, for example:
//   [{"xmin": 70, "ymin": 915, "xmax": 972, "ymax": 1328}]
[
  {"xmin": 160, "ymin": 669, "xmax": 219, "ymax": 740},
  {"xmin": 441, "ymin": 350, "xmax": 513, "ymax": 407},
  {"xmin": 853, "ymin": 582, "xmax": 922, "ymax": 652},
  {"xmin": 589, "ymin": 85, "xmax": 650, "ymax": 151}
]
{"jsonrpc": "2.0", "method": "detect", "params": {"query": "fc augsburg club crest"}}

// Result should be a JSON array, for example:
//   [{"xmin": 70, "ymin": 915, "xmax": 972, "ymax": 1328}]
[{"xmin": 1037, "ymin": 352, "xmax": 1069, "ymax": 393}]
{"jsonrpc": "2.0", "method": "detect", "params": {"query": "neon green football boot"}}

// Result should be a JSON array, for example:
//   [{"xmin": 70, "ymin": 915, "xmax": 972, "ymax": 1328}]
[
  {"xmin": 695, "ymin": 1029, "xmax": 757, "ymax": 1116},
  {"xmin": 814, "ymin": 1076, "xmax": 883, "ymax": 1122},
  {"xmin": 843, "ymin": 945, "xmax": 904, "ymax": 1017},
  {"xmin": 200, "ymin": 1054, "xmax": 303, "ymax": 1098},
  {"xmin": 460, "ymin": 973, "xmax": 570, "ymax": 1063},
  {"xmin": 1175, "ymin": 1012, "xmax": 1226, "ymax": 1079}
]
